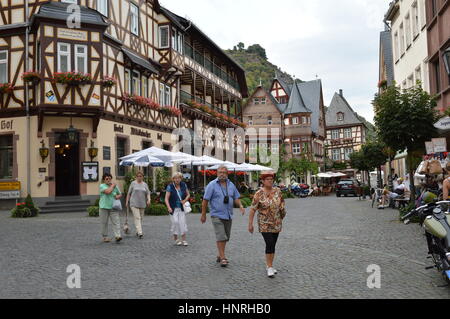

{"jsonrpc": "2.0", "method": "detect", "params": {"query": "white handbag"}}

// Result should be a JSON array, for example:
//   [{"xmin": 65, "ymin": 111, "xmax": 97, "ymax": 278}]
[{"xmin": 174, "ymin": 184, "xmax": 191, "ymax": 213}]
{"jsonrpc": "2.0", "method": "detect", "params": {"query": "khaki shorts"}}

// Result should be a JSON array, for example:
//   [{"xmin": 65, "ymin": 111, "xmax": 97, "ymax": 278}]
[{"xmin": 211, "ymin": 217, "xmax": 232, "ymax": 242}]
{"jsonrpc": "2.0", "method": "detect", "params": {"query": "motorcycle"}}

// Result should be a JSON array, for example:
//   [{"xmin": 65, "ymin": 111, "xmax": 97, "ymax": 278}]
[
  {"xmin": 402, "ymin": 201, "xmax": 450, "ymax": 284},
  {"xmin": 291, "ymin": 183, "xmax": 310, "ymax": 198}
]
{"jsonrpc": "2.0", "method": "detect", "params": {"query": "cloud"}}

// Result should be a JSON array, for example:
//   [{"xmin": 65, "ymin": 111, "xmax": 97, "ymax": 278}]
[{"xmin": 161, "ymin": 0, "xmax": 389, "ymax": 123}]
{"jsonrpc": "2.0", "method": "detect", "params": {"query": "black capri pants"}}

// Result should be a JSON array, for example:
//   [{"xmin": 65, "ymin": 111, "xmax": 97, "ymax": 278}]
[{"xmin": 261, "ymin": 232, "xmax": 280, "ymax": 254}]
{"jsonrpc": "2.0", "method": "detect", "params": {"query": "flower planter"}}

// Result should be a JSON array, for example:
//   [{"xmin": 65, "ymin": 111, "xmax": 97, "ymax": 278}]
[
  {"xmin": 102, "ymin": 76, "xmax": 117, "ymax": 89},
  {"xmin": 22, "ymin": 72, "xmax": 41, "ymax": 85},
  {"xmin": 53, "ymin": 72, "xmax": 92, "ymax": 86},
  {"xmin": 0, "ymin": 83, "xmax": 14, "ymax": 94}
]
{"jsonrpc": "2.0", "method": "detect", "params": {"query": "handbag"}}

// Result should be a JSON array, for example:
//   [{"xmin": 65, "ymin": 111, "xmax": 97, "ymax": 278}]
[
  {"xmin": 174, "ymin": 183, "xmax": 191, "ymax": 213},
  {"xmin": 428, "ymin": 160, "xmax": 443, "ymax": 175},
  {"xmin": 112, "ymin": 199, "xmax": 122, "ymax": 211}
]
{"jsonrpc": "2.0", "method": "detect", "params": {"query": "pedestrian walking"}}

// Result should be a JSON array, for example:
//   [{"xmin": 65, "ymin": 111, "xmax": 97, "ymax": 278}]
[
  {"xmin": 125, "ymin": 171, "xmax": 151, "ymax": 239},
  {"xmin": 165, "ymin": 172, "xmax": 191, "ymax": 246},
  {"xmin": 201, "ymin": 166, "xmax": 246, "ymax": 267},
  {"xmin": 99, "ymin": 173, "xmax": 123, "ymax": 243},
  {"xmin": 248, "ymin": 172, "xmax": 287, "ymax": 278}
]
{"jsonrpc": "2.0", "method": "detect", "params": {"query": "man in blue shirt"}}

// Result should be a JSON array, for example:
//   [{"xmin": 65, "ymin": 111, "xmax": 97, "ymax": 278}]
[{"xmin": 201, "ymin": 166, "xmax": 246, "ymax": 267}]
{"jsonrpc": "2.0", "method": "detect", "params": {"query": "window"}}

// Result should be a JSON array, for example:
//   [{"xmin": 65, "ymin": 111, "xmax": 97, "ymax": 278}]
[
  {"xmin": 431, "ymin": 0, "xmax": 438, "ymax": 17},
  {"xmin": 302, "ymin": 117, "xmax": 307, "ymax": 124},
  {"xmin": 292, "ymin": 143, "xmax": 301, "ymax": 155},
  {"xmin": 415, "ymin": 65, "xmax": 422, "ymax": 86},
  {"xmin": 268, "ymin": 116, "xmax": 273, "ymax": 125},
  {"xmin": 337, "ymin": 113, "xmax": 344, "ymax": 121},
  {"xmin": 97, "ymin": 0, "xmax": 108, "ymax": 17},
  {"xmin": 271, "ymin": 143, "xmax": 279, "ymax": 155},
  {"xmin": 0, "ymin": 51, "xmax": 7, "ymax": 84},
  {"xmin": 142, "ymin": 76, "xmax": 148, "ymax": 98},
  {"xmin": 177, "ymin": 32, "xmax": 183, "ymax": 54},
  {"xmin": 248, "ymin": 116, "xmax": 253, "ymax": 125},
  {"xmin": 125, "ymin": 69, "xmax": 131, "ymax": 93},
  {"xmin": 159, "ymin": 83, "xmax": 164, "ymax": 106},
  {"xmin": 132, "ymin": 70, "xmax": 140, "ymax": 95},
  {"xmin": 130, "ymin": 3, "xmax": 139, "ymax": 36},
  {"xmin": 412, "ymin": 1, "xmax": 419, "ymax": 37},
  {"xmin": 394, "ymin": 31, "xmax": 399, "ymax": 60},
  {"xmin": 399, "ymin": 23, "xmax": 405, "ymax": 54},
  {"xmin": 159, "ymin": 26, "xmax": 169, "ymax": 48},
  {"xmin": 332, "ymin": 149, "xmax": 340, "ymax": 161},
  {"xmin": 0, "ymin": 135, "xmax": 13, "ymax": 179},
  {"xmin": 345, "ymin": 148, "xmax": 354, "ymax": 161},
  {"xmin": 405, "ymin": 14, "xmax": 411, "ymax": 47},
  {"xmin": 332, "ymin": 129, "xmax": 339, "ymax": 140},
  {"xmin": 253, "ymin": 98, "xmax": 260, "ymax": 105},
  {"xmin": 57, "ymin": 43, "xmax": 71, "ymax": 72},
  {"xmin": 292, "ymin": 117, "xmax": 299, "ymax": 125},
  {"xmin": 344, "ymin": 128, "xmax": 352, "ymax": 139},
  {"xmin": 74, "ymin": 45, "xmax": 87, "ymax": 73},
  {"xmin": 284, "ymin": 118, "xmax": 290, "ymax": 125},
  {"xmin": 103, "ymin": 146, "xmax": 111, "ymax": 161},
  {"xmin": 116, "ymin": 137, "xmax": 127, "ymax": 177},
  {"xmin": 164, "ymin": 85, "xmax": 171, "ymax": 106},
  {"xmin": 434, "ymin": 60, "xmax": 441, "ymax": 94},
  {"xmin": 36, "ymin": 42, "xmax": 41, "ymax": 72},
  {"xmin": 171, "ymin": 28, "xmax": 183, "ymax": 53},
  {"xmin": 261, "ymin": 98, "xmax": 266, "ymax": 105}
]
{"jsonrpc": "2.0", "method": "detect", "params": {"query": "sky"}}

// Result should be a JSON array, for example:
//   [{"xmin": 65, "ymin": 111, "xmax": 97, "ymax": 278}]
[{"xmin": 161, "ymin": 0, "xmax": 390, "ymax": 124}]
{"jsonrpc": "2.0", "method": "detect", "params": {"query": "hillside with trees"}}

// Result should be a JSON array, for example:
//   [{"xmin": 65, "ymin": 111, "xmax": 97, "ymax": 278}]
[{"xmin": 225, "ymin": 43, "xmax": 298, "ymax": 95}]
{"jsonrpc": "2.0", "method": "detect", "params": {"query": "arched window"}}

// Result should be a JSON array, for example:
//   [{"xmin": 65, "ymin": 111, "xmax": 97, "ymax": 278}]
[{"xmin": 337, "ymin": 112, "xmax": 344, "ymax": 121}]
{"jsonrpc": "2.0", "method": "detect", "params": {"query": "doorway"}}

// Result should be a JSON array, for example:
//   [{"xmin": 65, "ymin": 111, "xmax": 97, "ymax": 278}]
[{"xmin": 55, "ymin": 132, "xmax": 80, "ymax": 197}]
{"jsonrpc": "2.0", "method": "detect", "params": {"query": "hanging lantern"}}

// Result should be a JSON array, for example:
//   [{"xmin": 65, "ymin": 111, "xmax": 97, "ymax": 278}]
[
  {"xmin": 39, "ymin": 140, "xmax": 49, "ymax": 163},
  {"xmin": 66, "ymin": 124, "xmax": 78, "ymax": 143},
  {"xmin": 88, "ymin": 140, "xmax": 98, "ymax": 161}
]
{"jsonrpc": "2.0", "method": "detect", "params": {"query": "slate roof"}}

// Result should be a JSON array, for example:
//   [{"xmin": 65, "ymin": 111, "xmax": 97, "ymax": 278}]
[
  {"xmin": 297, "ymin": 80, "xmax": 323, "ymax": 134},
  {"xmin": 380, "ymin": 30, "xmax": 395, "ymax": 86},
  {"xmin": 32, "ymin": 2, "xmax": 108, "ymax": 27},
  {"xmin": 325, "ymin": 93, "xmax": 364, "ymax": 127},
  {"xmin": 284, "ymin": 82, "xmax": 311, "ymax": 115},
  {"xmin": 122, "ymin": 48, "xmax": 159, "ymax": 75}
]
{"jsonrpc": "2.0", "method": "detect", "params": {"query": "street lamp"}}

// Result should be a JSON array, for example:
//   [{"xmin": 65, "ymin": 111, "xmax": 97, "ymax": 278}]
[
  {"xmin": 39, "ymin": 140, "xmax": 49, "ymax": 163},
  {"xmin": 66, "ymin": 117, "xmax": 78, "ymax": 143},
  {"xmin": 443, "ymin": 47, "xmax": 450, "ymax": 76},
  {"xmin": 88, "ymin": 140, "xmax": 98, "ymax": 161}
]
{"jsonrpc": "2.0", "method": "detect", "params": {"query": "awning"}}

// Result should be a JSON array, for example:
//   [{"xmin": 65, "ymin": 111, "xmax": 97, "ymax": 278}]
[{"xmin": 122, "ymin": 48, "xmax": 159, "ymax": 75}]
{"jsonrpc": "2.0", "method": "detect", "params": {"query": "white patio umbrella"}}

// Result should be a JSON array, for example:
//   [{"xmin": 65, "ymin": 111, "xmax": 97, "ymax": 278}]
[
  {"xmin": 179, "ymin": 155, "xmax": 225, "ymax": 190},
  {"xmin": 316, "ymin": 173, "xmax": 333, "ymax": 178},
  {"xmin": 119, "ymin": 154, "xmax": 165, "ymax": 167}
]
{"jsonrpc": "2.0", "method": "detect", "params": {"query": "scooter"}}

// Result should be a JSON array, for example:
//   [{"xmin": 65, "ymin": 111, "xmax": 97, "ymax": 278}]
[
  {"xmin": 402, "ymin": 201, "xmax": 450, "ymax": 284},
  {"xmin": 291, "ymin": 184, "xmax": 310, "ymax": 198}
]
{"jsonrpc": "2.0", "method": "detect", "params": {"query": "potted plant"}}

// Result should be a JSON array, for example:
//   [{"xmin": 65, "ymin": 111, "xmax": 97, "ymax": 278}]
[
  {"xmin": 101, "ymin": 76, "xmax": 117, "ymax": 88},
  {"xmin": 0, "ymin": 83, "xmax": 14, "ymax": 94},
  {"xmin": 11, "ymin": 195, "xmax": 40, "ymax": 218},
  {"xmin": 22, "ymin": 71, "xmax": 41, "ymax": 85},
  {"xmin": 53, "ymin": 72, "xmax": 92, "ymax": 86}
]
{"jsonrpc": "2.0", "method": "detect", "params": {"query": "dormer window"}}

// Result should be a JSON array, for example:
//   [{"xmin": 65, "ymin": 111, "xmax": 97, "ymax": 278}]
[
  {"xmin": 130, "ymin": 3, "xmax": 139, "ymax": 36},
  {"xmin": 337, "ymin": 112, "xmax": 344, "ymax": 121}
]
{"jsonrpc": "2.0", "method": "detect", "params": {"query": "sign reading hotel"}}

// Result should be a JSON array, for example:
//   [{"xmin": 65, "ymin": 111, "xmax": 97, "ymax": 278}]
[{"xmin": 57, "ymin": 28, "xmax": 88, "ymax": 41}]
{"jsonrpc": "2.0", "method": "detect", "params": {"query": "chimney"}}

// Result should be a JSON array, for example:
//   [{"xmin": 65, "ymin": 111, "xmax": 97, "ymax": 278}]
[{"xmin": 339, "ymin": 89, "xmax": 343, "ymax": 97}]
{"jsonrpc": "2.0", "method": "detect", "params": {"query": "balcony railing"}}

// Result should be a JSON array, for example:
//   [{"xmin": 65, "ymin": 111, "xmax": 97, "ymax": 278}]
[
  {"xmin": 180, "ymin": 90, "xmax": 240, "ymax": 119},
  {"xmin": 184, "ymin": 42, "xmax": 240, "ymax": 91}
]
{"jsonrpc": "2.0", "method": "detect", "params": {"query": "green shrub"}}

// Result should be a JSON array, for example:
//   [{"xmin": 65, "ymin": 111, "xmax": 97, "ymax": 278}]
[
  {"xmin": 87, "ymin": 206, "xmax": 99, "ymax": 217},
  {"xmin": 399, "ymin": 203, "xmax": 420, "ymax": 224},
  {"xmin": 11, "ymin": 195, "xmax": 39, "ymax": 218},
  {"xmin": 282, "ymin": 191, "xmax": 295, "ymax": 199},
  {"xmin": 240, "ymin": 198, "xmax": 252, "ymax": 208},
  {"xmin": 145, "ymin": 204, "xmax": 169, "ymax": 216},
  {"xmin": 94, "ymin": 198, "xmax": 100, "ymax": 207}
]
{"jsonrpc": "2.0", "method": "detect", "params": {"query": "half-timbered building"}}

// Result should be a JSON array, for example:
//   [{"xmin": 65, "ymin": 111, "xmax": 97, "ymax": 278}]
[
  {"xmin": 325, "ymin": 90, "xmax": 368, "ymax": 177},
  {"xmin": 0, "ymin": 0, "xmax": 247, "ymax": 208},
  {"xmin": 243, "ymin": 74, "xmax": 326, "ymax": 184}
]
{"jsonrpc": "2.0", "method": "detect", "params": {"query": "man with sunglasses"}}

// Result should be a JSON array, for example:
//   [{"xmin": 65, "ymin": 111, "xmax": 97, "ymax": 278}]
[{"xmin": 201, "ymin": 166, "xmax": 246, "ymax": 267}]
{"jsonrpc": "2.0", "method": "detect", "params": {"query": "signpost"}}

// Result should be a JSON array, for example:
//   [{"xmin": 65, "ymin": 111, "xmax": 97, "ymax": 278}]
[{"xmin": 0, "ymin": 182, "xmax": 21, "ymax": 199}]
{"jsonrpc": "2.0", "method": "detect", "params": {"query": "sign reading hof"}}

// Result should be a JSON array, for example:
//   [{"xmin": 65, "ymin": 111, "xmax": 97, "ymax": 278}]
[
  {"xmin": 434, "ymin": 117, "xmax": 450, "ymax": 131},
  {"xmin": 0, "ymin": 120, "xmax": 13, "ymax": 130},
  {"xmin": 81, "ymin": 162, "xmax": 99, "ymax": 182}
]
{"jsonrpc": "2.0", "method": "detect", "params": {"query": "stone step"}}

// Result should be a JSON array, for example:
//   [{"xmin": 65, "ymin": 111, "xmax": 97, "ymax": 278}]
[
  {"xmin": 45, "ymin": 200, "xmax": 91, "ymax": 206},
  {"xmin": 39, "ymin": 205, "xmax": 91, "ymax": 214}
]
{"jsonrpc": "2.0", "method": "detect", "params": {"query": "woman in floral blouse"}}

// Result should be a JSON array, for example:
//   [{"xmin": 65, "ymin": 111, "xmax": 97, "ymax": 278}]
[{"xmin": 248, "ymin": 172, "xmax": 287, "ymax": 278}]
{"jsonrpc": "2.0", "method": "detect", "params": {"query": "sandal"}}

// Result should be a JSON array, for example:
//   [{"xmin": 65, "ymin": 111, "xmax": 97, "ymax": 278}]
[
  {"xmin": 220, "ymin": 258, "xmax": 229, "ymax": 267},
  {"xmin": 103, "ymin": 238, "xmax": 111, "ymax": 243}
]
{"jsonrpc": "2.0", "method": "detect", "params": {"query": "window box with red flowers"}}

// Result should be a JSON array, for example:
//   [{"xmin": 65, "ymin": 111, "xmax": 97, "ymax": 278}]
[
  {"xmin": 22, "ymin": 71, "xmax": 41, "ymax": 85},
  {"xmin": 101, "ymin": 76, "xmax": 117, "ymax": 89},
  {"xmin": 160, "ymin": 106, "xmax": 181, "ymax": 116},
  {"xmin": 0, "ymin": 83, "xmax": 14, "ymax": 94},
  {"xmin": 122, "ymin": 93, "xmax": 161, "ymax": 111},
  {"xmin": 53, "ymin": 72, "xmax": 92, "ymax": 86}
]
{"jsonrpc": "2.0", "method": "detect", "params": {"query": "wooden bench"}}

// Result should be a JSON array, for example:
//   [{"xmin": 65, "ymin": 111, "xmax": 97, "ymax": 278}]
[
  {"xmin": 322, "ymin": 187, "xmax": 332, "ymax": 196},
  {"xmin": 392, "ymin": 198, "xmax": 410, "ymax": 209}
]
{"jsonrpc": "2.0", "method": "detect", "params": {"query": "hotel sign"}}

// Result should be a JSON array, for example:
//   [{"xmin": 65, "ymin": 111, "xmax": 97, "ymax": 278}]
[{"xmin": 57, "ymin": 28, "xmax": 88, "ymax": 41}]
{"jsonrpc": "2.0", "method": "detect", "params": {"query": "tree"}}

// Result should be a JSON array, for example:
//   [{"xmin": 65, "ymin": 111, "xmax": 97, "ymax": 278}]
[
  {"xmin": 373, "ymin": 84, "xmax": 439, "ymax": 200},
  {"xmin": 349, "ymin": 141, "xmax": 387, "ymax": 189},
  {"xmin": 247, "ymin": 44, "xmax": 267, "ymax": 59},
  {"xmin": 237, "ymin": 42, "xmax": 245, "ymax": 51},
  {"xmin": 349, "ymin": 150, "xmax": 371, "ymax": 186}
]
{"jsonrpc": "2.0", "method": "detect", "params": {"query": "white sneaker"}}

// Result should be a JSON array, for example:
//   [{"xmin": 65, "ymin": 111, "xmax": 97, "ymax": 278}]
[
  {"xmin": 267, "ymin": 267, "xmax": 275, "ymax": 278},
  {"xmin": 182, "ymin": 241, "xmax": 189, "ymax": 246},
  {"xmin": 267, "ymin": 267, "xmax": 278, "ymax": 274},
  {"xmin": 175, "ymin": 240, "xmax": 182, "ymax": 246}
]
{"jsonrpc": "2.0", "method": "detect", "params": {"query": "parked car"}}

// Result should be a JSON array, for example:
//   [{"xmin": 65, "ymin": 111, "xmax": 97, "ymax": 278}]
[{"xmin": 336, "ymin": 180, "xmax": 358, "ymax": 197}]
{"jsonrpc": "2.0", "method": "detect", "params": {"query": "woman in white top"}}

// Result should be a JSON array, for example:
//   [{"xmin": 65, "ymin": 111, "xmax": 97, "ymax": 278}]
[{"xmin": 126, "ymin": 172, "xmax": 151, "ymax": 239}]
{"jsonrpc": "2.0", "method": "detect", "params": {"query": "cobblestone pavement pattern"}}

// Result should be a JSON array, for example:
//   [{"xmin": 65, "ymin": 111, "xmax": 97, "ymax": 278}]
[{"xmin": 1, "ymin": 197, "xmax": 450, "ymax": 299}]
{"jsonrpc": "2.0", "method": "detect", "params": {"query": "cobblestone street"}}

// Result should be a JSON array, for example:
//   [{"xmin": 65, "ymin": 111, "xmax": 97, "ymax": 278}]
[{"xmin": 1, "ymin": 197, "xmax": 450, "ymax": 299}]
